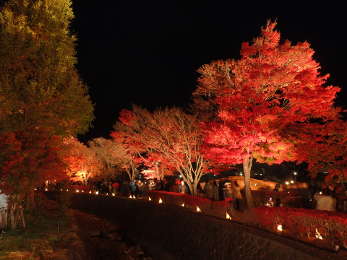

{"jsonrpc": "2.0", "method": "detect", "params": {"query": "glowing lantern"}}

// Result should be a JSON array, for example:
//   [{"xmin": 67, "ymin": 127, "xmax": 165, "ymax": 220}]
[
  {"xmin": 76, "ymin": 189, "xmax": 79, "ymax": 193},
  {"xmin": 112, "ymin": 193, "xmax": 115, "ymax": 197},
  {"xmin": 319, "ymin": 191, "xmax": 323, "ymax": 195},
  {"xmin": 148, "ymin": 197, "xmax": 152, "ymax": 201},
  {"xmin": 159, "ymin": 198, "xmax": 163, "ymax": 204},
  {"xmin": 196, "ymin": 206, "xmax": 201, "ymax": 212},
  {"xmin": 315, "ymin": 228, "xmax": 323, "ymax": 240},
  {"xmin": 81, "ymin": 190, "xmax": 84, "ymax": 193},
  {"xmin": 106, "ymin": 193, "xmax": 109, "ymax": 196},
  {"xmin": 45, "ymin": 188, "xmax": 48, "ymax": 191},
  {"xmin": 181, "ymin": 203, "xmax": 185, "ymax": 207},
  {"xmin": 95, "ymin": 191, "xmax": 99, "ymax": 195},
  {"xmin": 66, "ymin": 189, "xmax": 69, "ymax": 192},
  {"xmin": 290, "ymin": 180, "xmax": 294, "ymax": 184},
  {"xmin": 89, "ymin": 191, "xmax": 92, "ymax": 194},
  {"xmin": 277, "ymin": 224, "xmax": 283, "ymax": 232},
  {"xmin": 60, "ymin": 189, "xmax": 62, "ymax": 192},
  {"xmin": 285, "ymin": 181, "xmax": 289, "ymax": 185},
  {"xmin": 226, "ymin": 212, "xmax": 231, "ymax": 220}
]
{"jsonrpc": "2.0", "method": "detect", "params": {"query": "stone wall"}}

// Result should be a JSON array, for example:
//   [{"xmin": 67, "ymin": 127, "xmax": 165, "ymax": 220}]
[{"xmin": 69, "ymin": 193, "xmax": 342, "ymax": 260}]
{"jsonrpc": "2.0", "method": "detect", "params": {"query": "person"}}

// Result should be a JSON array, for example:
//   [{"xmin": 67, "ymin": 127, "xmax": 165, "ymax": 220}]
[
  {"xmin": 112, "ymin": 181, "xmax": 120, "ymax": 195},
  {"xmin": 274, "ymin": 183, "xmax": 280, "ymax": 192},
  {"xmin": 230, "ymin": 181, "xmax": 243, "ymax": 211},
  {"xmin": 0, "ymin": 190, "xmax": 8, "ymax": 231},
  {"xmin": 129, "ymin": 180, "xmax": 137, "ymax": 197},
  {"xmin": 212, "ymin": 180, "xmax": 219, "ymax": 201}
]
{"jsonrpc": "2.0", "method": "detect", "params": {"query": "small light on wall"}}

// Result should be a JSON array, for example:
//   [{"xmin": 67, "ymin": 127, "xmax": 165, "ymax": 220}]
[
  {"xmin": 159, "ymin": 198, "xmax": 163, "ymax": 204},
  {"xmin": 315, "ymin": 228, "xmax": 323, "ymax": 240},
  {"xmin": 196, "ymin": 206, "xmax": 201, "ymax": 212},
  {"xmin": 277, "ymin": 224, "xmax": 283, "ymax": 232}
]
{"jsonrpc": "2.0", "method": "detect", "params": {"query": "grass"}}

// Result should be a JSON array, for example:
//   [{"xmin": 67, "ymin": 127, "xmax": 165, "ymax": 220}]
[{"xmin": 0, "ymin": 198, "xmax": 71, "ymax": 259}]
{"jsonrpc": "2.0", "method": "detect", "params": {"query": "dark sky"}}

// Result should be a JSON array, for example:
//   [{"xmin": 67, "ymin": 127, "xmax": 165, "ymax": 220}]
[{"xmin": 72, "ymin": 1, "xmax": 347, "ymax": 141}]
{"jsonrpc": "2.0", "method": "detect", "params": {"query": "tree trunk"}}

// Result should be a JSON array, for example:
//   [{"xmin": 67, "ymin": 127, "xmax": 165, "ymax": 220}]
[
  {"xmin": 243, "ymin": 155, "xmax": 254, "ymax": 209},
  {"xmin": 187, "ymin": 181, "xmax": 198, "ymax": 196}
]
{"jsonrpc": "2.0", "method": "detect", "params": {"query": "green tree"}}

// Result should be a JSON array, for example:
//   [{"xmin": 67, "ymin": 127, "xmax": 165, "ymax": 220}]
[{"xmin": 0, "ymin": 0, "xmax": 93, "ymax": 135}]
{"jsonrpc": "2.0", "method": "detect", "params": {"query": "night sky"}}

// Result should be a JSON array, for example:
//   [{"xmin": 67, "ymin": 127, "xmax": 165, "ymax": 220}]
[{"xmin": 72, "ymin": 1, "xmax": 347, "ymax": 141}]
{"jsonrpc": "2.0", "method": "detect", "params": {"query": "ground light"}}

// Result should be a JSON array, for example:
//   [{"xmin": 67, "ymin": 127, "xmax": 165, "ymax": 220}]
[
  {"xmin": 148, "ymin": 197, "xmax": 152, "ymax": 201},
  {"xmin": 181, "ymin": 203, "xmax": 185, "ymax": 207},
  {"xmin": 112, "ymin": 193, "xmax": 115, "ymax": 196},
  {"xmin": 277, "ymin": 224, "xmax": 283, "ymax": 232},
  {"xmin": 226, "ymin": 212, "xmax": 231, "ymax": 220},
  {"xmin": 196, "ymin": 206, "xmax": 201, "ymax": 212},
  {"xmin": 95, "ymin": 191, "xmax": 99, "ymax": 195},
  {"xmin": 315, "ymin": 228, "xmax": 323, "ymax": 240},
  {"xmin": 158, "ymin": 198, "xmax": 163, "ymax": 204}
]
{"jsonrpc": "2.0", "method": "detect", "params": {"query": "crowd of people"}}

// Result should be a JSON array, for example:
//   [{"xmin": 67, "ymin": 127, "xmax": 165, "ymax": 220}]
[{"xmin": 41, "ymin": 173, "xmax": 347, "ymax": 213}]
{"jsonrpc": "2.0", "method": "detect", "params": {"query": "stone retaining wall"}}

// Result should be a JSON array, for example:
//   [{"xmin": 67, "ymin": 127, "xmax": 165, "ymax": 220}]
[{"xmin": 68, "ymin": 193, "xmax": 343, "ymax": 260}]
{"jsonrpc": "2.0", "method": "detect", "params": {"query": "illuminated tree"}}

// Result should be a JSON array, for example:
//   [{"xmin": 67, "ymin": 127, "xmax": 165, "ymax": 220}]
[
  {"xmin": 88, "ymin": 137, "xmax": 123, "ymax": 178},
  {"xmin": 0, "ymin": 0, "xmax": 93, "ymax": 135},
  {"xmin": 141, "ymin": 151, "xmax": 175, "ymax": 180},
  {"xmin": 113, "ymin": 106, "xmax": 208, "ymax": 195},
  {"xmin": 0, "ymin": 130, "xmax": 66, "ymax": 228},
  {"xmin": 61, "ymin": 137, "xmax": 102, "ymax": 184},
  {"xmin": 290, "ymin": 118, "xmax": 347, "ymax": 181},
  {"xmin": 109, "ymin": 131, "xmax": 143, "ymax": 182},
  {"xmin": 194, "ymin": 21, "xmax": 340, "ymax": 208}
]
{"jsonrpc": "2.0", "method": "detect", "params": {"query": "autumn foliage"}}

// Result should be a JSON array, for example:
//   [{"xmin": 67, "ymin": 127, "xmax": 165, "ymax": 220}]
[
  {"xmin": 0, "ymin": 130, "xmax": 66, "ymax": 195},
  {"xmin": 112, "ymin": 106, "xmax": 208, "ymax": 194},
  {"xmin": 195, "ymin": 21, "xmax": 341, "ymax": 207}
]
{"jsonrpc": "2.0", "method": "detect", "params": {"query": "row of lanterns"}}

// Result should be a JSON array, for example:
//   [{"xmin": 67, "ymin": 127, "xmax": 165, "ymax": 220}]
[{"xmin": 47, "ymin": 188, "xmax": 233, "ymax": 221}]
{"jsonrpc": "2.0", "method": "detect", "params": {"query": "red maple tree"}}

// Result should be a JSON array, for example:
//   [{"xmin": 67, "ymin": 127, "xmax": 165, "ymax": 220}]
[
  {"xmin": 60, "ymin": 137, "xmax": 102, "ymax": 184},
  {"xmin": 113, "ymin": 106, "xmax": 209, "ymax": 195},
  {"xmin": 194, "ymin": 21, "xmax": 340, "ymax": 207},
  {"xmin": 0, "ymin": 130, "xmax": 66, "ymax": 228}
]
